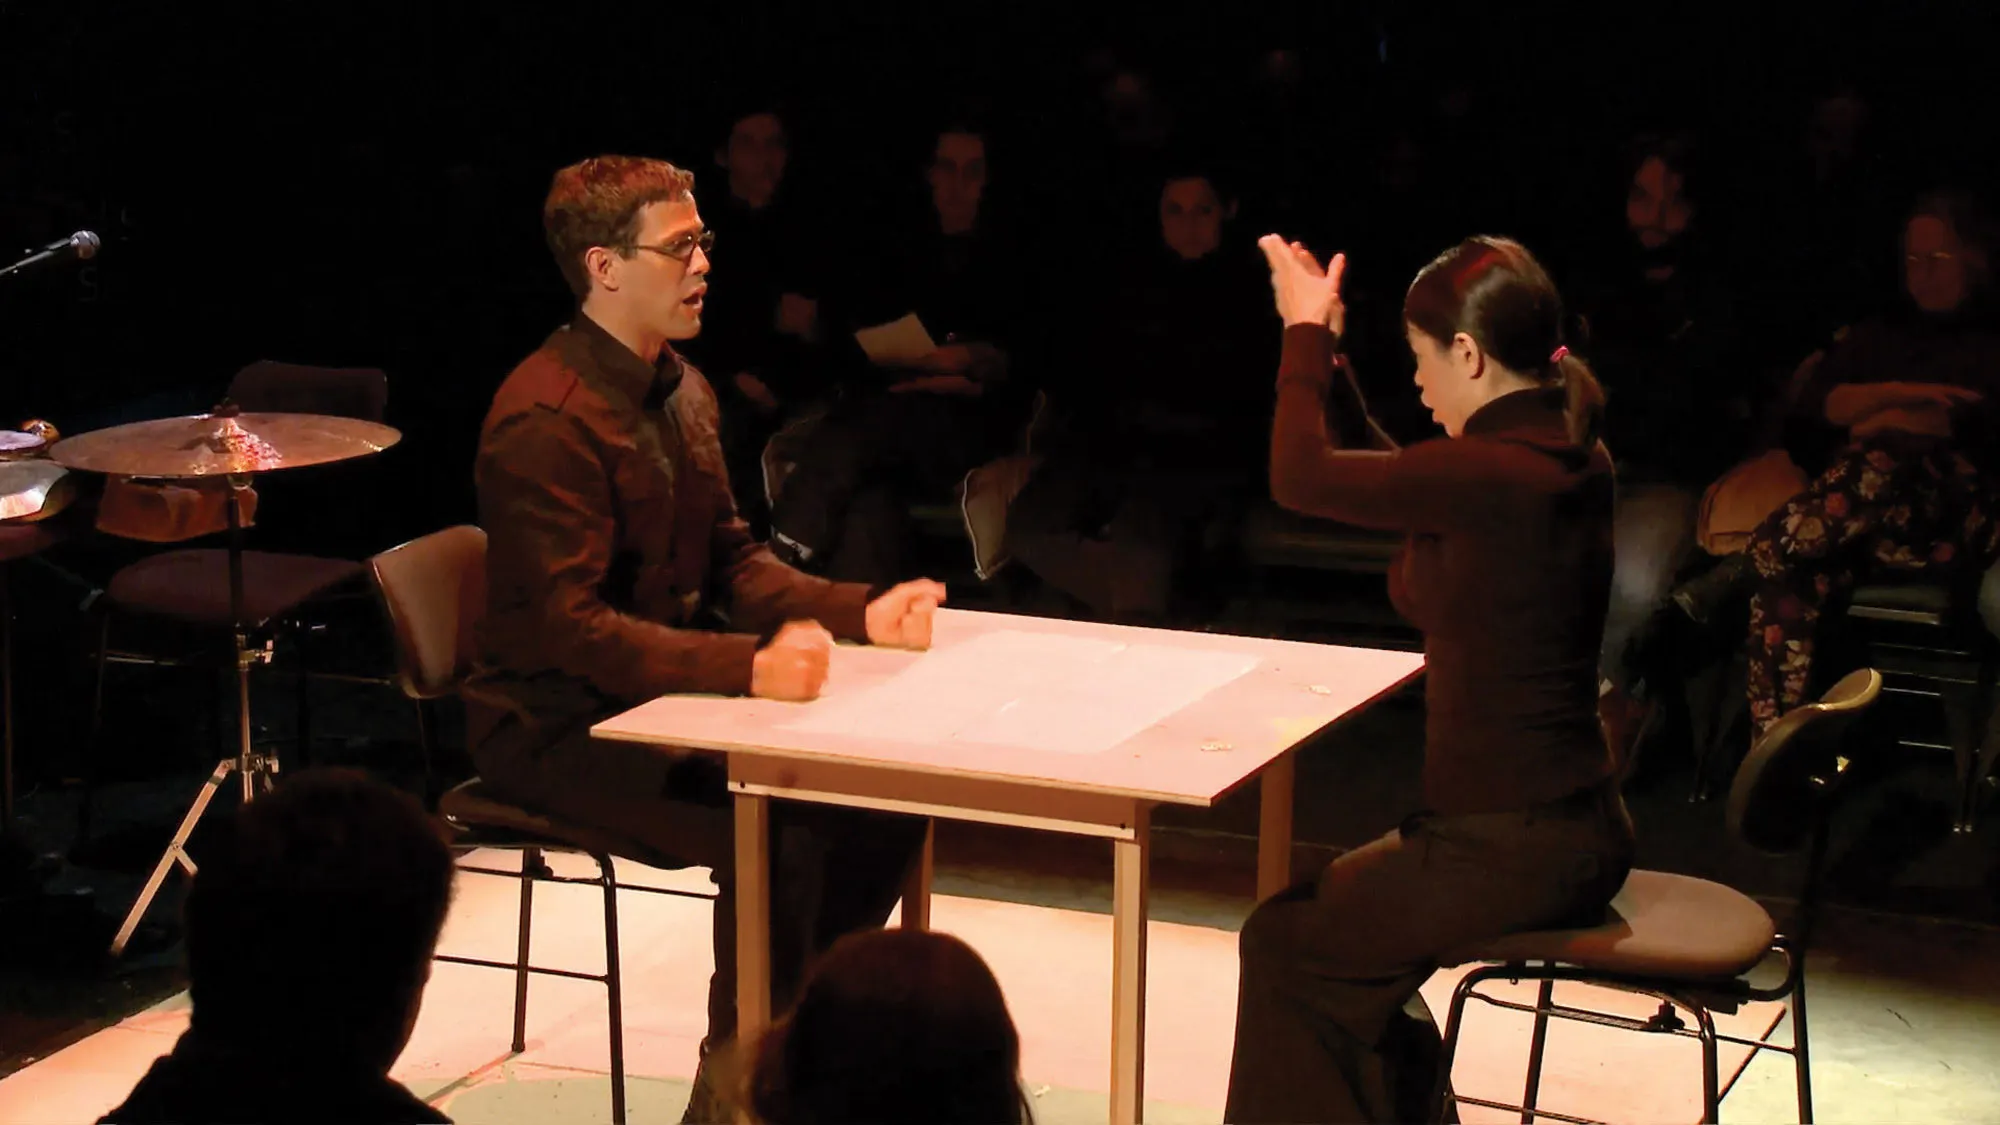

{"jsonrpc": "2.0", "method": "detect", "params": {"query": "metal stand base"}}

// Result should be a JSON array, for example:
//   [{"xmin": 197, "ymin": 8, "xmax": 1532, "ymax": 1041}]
[
  {"xmin": 106, "ymin": 733, "xmax": 277, "ymax": 957},
  {"xmin": 109, "ymin": 476, "xmax": 274, "ymax": 958}
]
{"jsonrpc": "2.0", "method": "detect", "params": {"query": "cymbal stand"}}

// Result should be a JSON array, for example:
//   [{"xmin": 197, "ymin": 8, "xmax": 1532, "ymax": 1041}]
[{"xmin": 109, "ymin": 474, "xmax": 277, "ymax": 956}]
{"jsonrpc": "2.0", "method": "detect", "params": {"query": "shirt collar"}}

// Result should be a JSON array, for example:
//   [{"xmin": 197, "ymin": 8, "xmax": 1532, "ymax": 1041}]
[
  {"xmin": 571, "ymin": 312, "xmax": 686, "ymax": 407},
  {"xmin": 1463, "ymin": 385, "xmax": 1569, "ymax": 439}
]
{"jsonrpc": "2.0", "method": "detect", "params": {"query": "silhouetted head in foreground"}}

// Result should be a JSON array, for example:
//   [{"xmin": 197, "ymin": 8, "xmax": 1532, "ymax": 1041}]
[{"xmin": 748, "ymin": 928, "xmax": 1032, "ymax": 1124}]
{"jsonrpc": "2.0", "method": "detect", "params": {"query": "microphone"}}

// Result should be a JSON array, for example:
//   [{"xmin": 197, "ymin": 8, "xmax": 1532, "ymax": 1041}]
[{"xmin": 0, "ymin": 231, "xmax": 101, "ymax": 281}]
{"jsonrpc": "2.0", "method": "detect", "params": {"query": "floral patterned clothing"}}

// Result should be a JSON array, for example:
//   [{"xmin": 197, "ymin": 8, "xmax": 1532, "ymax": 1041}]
[{"xmin": 1746, "ymin": 436, "xmax": 2000, "ymax": 732}]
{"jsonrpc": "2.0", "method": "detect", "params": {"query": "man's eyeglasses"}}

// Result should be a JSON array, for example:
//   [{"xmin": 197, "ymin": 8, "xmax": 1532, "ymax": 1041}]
[{"xmin": 626, "ymin": 229, "xmax": 715, "ymax": 263}]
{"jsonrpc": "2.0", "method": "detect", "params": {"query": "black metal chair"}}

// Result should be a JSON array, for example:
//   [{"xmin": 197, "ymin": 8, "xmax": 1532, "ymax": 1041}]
[
  {"xmin": 1683, "ymin": 576, "xmax": 1998, "ymax": 827},
  {"xmin": 369, "ymin": 525, "xmax": 714, "ymax": 1125},
  {"xmin": 82, "ymin": 362, "xmax": 390, "ymax": 832},
  {"xmin": 1840, "ymin": 577, "xmax": 1998, "ymax": 832},
  {"xmin": 1432, "ymin": 668, "xmax": 1883, "ymax": 1125}
]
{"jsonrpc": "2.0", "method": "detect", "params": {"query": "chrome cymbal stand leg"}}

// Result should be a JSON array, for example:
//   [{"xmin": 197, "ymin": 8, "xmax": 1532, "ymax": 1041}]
[
  {"xmin": 108, "ymin": 757, "xmax": 233, "ymax": 956},
  {"xmin": 107, "ymin": 474, "xmax": 277, "ymax": 956}
]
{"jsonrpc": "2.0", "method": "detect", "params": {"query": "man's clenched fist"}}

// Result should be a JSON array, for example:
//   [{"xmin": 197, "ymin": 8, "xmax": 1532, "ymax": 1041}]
[
  {"xmin": 751, "ymin": 620, "xmax": 834, "ymax": 702},
  {"xmin": 866, "ymin": 579, "xmax": 947, "ymax": 650}
]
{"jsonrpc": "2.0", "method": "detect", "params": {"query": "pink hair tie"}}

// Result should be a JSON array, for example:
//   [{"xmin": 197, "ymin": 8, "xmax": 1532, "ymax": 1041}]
[{"xmin": 1549, "ymin": 346, "xmax": 1570, "ymax": 363}]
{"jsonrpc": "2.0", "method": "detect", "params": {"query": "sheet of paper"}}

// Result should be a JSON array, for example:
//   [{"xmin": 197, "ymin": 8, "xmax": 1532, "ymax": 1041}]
[
  {"xmin": 785, "ymin": 630, "xmax": 1261, "ymax": 756},
  {"xmin": 852, "ymin": 312, "xmax": 938, "ymax": 366}
]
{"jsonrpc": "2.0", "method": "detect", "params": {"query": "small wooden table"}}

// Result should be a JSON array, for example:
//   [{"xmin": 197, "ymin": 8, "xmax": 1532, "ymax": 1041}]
[{"xmin": 594, "ymin": 609, "xmax": 1423, "ymax": 1123}]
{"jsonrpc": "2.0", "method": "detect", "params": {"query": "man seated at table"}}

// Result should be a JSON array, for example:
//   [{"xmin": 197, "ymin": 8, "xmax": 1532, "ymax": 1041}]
[{"xmin": 462, "ymin": 154, "xmax": 940, "ymax": 1124}]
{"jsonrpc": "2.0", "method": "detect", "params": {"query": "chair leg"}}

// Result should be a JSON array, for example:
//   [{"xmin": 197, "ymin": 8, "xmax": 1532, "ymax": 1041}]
[
  {"xmin": 1791, "ymin": 971, "xmax": 1815, "ymax": 1124},
  {"xmin": 78, "ymin": 613, "xmax": 112, "ymax": 843},
  {"xmin": 293, "ymin": 631, "xmax": 313, "ymax": 770},
  {"xmin": 1431, "ymin": 970, "xmax": 1483, "ymax": 1123},
  {"xmin": 1518, "ymin": 976, "xmax": 1556, "ymax": 1123},
  {"xmin": 1942, "ymin": 679, "xmax": 1981, "ymax": 834},
  {"xmin": 1962, "ymin": 672, "xmax": 2000, "ymax": 832},
  {"xmin": 511, "ymin": 847, "xmax": 537, "ymax": 1054},
  {"xmin": 413, "ymin": 699, "xmax": 438, "ymax": 807},
  {"xmin": 205, "ymin": 648, "xmax": 227, "ymax": 763},
  {"xmin": 597, "ymin": 852, "xmax": 627, "ymax": 1125},
  {"xmin": 1688, "ymin": 653, "xmax": 1748, "ymax": 803},
  {"xmin": 1693, "ymin": 1002, "xmax": 1721, "ymax": 1124}
]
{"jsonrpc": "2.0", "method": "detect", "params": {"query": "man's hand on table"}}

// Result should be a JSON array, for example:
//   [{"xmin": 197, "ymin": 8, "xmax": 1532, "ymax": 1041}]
[
  {"xmin": 865, "ymin": 579, "xmax": 947, "ymax": 651},
  {"xmin": 751, "ymin": 620, "xmax": 833, "ymax": 702}
]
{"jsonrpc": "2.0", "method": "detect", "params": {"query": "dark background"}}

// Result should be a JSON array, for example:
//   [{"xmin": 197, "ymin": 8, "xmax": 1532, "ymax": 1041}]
[
  {"xmin": 3, "ymin": 0, "xmax": 2000, "ymax": 1074},
  {"xmin": 2, "ymin": 0, "xmax": 1994, "ymax": 549}
]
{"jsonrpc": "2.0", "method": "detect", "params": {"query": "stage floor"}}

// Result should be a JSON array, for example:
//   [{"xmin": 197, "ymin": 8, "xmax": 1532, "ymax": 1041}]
[{"xmin": 0, "ymin": 848, "xmax": 1809, "ymax": 1125}]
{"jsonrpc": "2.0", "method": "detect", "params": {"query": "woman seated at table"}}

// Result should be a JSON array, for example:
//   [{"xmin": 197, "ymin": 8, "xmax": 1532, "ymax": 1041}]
[{"xmin": 1225, "ymin": 235, "xmax": 1635, "ymax": 1124}]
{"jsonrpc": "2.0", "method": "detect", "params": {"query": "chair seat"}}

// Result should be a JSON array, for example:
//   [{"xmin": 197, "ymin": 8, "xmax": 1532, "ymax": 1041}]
[
  {"xmin": 1442, "ymin": 870, "xmax": 1777, "ymax": 980},
  {"xmin": 1847, "ymin": 579, "xmax": 1955, "ymax": 626},
  {"xmin": 1240, "ymin": 502, "xmax": 1401, "ymax": 573},
  {"xmin": 439, "ymin": 778, "xmax": 698, "ymax": 873},
  {"xmin": 107, "ymin": 548, "xmax": 365, "ymax": 627},
  {"xmin": 0, "ymin": 523, "xmax": 66, "ymax": 564}
]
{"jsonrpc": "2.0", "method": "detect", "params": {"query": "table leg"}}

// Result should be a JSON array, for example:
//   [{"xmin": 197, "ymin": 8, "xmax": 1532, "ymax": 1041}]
[
  {"xmin": 900, "ymin": 818, "xmax": 934, "ymax": 930},
  {"xmin": 1109, "ymin": 805, "xmax": 1151, "ymax": 1125},
  {"xmin": 1256, "ymin": 751, "xmax": 1296, "ymax": 900},
  {"xmin": 733, "ymin": 790, "xmax": 772, "ymax": 1041}
]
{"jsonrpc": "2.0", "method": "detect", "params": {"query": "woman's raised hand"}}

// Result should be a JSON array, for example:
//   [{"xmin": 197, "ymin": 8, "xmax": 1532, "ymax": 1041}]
[{"xmin": 1258, "ymin": 234, "xmax": 1347, "ymax": 338}]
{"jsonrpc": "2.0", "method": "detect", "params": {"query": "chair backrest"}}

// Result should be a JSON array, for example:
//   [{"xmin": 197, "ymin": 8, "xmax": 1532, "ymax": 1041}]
[
  {"xmin": 1725, "ymin": 668, "xmax": 1883, "ymax": 854},
  {"xmin": 227, "ymin": 361, "xmax": 389, "ymax": 422},
  {"xmin": 370, "ymin": 525, "xmax": 487, "ymax": 700}
]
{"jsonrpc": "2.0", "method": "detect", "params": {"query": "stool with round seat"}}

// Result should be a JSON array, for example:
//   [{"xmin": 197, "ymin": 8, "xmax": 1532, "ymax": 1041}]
[
  {"xmin": 371, "ymin": 525, "xmax": 714, "ymax": 1125},
  {"xmin": 1431, "ymin": 668, "xmax": 1883, "ymax": 1125}
]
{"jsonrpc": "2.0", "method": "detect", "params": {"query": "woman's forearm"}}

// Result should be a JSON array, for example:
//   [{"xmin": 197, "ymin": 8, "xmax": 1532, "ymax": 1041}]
[{"xmin": 1824, "ymin": 383, "xmax": 1884, "ymax": 426}]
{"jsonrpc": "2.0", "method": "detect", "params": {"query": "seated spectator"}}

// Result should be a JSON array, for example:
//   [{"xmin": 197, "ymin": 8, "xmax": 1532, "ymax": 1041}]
[
  {"xmin": 746, "ymin": 929, "xmax": 1031, "ymax": 1125},
  {"xmin": 681, "ymin": 103, "xmax": 833, "ymax": 533},
  {"xmin": 1756, "ymin": 84, "xmax": 1899, "ymax": 362},
  {"xmin": 1008, "ymin": 162, "xmax": 1275, "ymax": 622},
  {"xmin": 1578, "ymin": 135, "xmax": 1756, "ymax": 756},
  {"xmin": 767, "ymin": 121, "xmax": 1033, "ymax": 584},
  {"xmin": 1673, "ymin": 188, "xmax": 2000, "ymax": 735},
  {"xmin": 103, "ymin": 769, "xmax": 457, "ymax": 1125}
]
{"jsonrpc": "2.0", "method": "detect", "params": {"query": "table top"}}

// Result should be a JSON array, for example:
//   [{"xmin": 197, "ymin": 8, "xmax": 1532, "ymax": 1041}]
[{"xmin": 593, "ymin": 609, "xmax": 1425, "ymax": 807}]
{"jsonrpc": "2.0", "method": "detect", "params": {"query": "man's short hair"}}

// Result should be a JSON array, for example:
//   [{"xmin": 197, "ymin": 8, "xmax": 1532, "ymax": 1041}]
[
  {"xmin": 543, "ymin": 155, "xmax": 697, "ymax": 300},
  {"xmin": 183, "ymin": 769, "xmax": 456, "ymax": 1065}
]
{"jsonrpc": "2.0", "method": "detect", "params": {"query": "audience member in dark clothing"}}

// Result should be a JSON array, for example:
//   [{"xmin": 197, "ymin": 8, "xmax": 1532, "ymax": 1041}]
[
  {"xmin": 1045, "ymin": 51, "xmax": 1182, "ymax": 263},
  {"xmin": 102, "ymin": 770, "xmax": 456, "ymax": 1125},
  {"xmin": 768, "ymin": 123, "xmax": 1030, "ymax": 584},
  {"xmin": 1008, "ymin": 166, "xmax": 1274, "ymax": 621},
  {"xmin": 746, "ymin": 929, "xmax": 1032, "ymax": 1125},
  {"xmin": 1678, "ymin": 189, "xmax": 2000, "ymax": 735},
  {"xmin": 1578, "ymin": 135, "xmax": 1753, "ymax": 743},
  {"xmin": 1753, "ymin": 87, "xmax": 1901, "ymax": 367},
  {"xmin": 683, "ymin": 105, "xmax": 833, "ymax": 533},
  {"xmin": 1227, "ymin": 235, "xmax": 1632, "ymax": 1124}
]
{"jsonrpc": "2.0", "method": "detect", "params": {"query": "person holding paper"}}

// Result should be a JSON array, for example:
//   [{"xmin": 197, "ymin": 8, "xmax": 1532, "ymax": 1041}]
[
  {"xmin": 465, "ymin": 155, "xmax": 941, "ymax": 1124},
  {"xmin": 766, "ymin": 122, "xmax": 1033, "ymax": 583},
  {"xmin": 1225, "ymin": 235, "xmax": 1634, "ymax": 1123}
]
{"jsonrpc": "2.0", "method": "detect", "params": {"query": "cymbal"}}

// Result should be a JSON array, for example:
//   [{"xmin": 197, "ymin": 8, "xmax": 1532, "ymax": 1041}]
[
  {"xmin": 49, "ymin": 412, "xmax": 402, "ymax": 479},
  {"xmin": 0, "ymin": 461, "xmax": 71, "ymax": 522}
]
